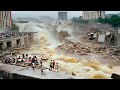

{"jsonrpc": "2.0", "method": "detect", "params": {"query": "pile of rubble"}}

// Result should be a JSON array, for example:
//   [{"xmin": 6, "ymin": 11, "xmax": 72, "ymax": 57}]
[
  {"xmin": 56, "ymin": 35, "xmax": 120, "ymax": 64},
  {"xmin": 87, "ymin": 23, "xmax": 114, "ymax": 31},
  {"xmin": 81, "ymin": 31, "xmax": 120, "ymax": 63},
  {"xmin": 56, "ymin": 41, "xmax": 91, "ymax": 55}
]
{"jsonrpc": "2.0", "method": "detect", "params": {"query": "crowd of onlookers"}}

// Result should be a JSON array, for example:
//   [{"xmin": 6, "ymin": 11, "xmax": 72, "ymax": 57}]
[
  {"xmin": 0, "ymin": 53, "xmax": 59, "ymax": 73},
  {"xmin": 0, "ymin": 32, "xmax": 35, "ymax": 39}
]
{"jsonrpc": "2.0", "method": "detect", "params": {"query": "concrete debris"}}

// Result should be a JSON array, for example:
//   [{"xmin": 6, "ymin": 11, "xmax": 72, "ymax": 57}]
[
  {"xmin": 56, "ymin": 41, "xmax": 90, "ymax": 55},
  {"xmin": 98, "ymin": 34, "xmax": 105, "ymax": 43},
  {"xmin": 72, "ymin": 72, "xmax": 76, "ymax": 76}
]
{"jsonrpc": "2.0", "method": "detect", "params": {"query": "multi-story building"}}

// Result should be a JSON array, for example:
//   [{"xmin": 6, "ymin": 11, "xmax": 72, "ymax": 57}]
[
  {"xmin": 82, "ymin": 11, "xmax": 105, "ymax": 20},
  {"xmin": 0, "ymin": 11, "xmax": 12, "ymax": 31},
  {"xmin": 58, "ymin": 12, "xmax": 67, "ymax": 20}
]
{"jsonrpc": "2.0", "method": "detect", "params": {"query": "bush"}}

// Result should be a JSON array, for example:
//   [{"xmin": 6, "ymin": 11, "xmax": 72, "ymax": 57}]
[
  {"xmin": 97, "ymin": 15, "xmax": 120, "ymax": 29},
  {"xmin": 11, "ymin": 20, "xmax": 19, "ymax": 31}
]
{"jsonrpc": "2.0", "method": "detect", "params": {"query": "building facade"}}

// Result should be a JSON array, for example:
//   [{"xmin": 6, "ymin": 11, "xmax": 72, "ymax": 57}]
[
  {"xmin": 82, "ymin": 11, "xmax": 105, "ymax": 20},
  {"xmin": 0, "ymin": 11, "xmax": 12, "ymax": 31},
  {"xmin": 58, "ymin": 12, "xmax": 67, "ymax": 20}
]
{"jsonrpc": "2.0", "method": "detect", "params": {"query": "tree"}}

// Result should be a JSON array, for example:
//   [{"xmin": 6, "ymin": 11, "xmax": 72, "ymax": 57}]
[
  {"xmin": 11, "ymin": 20, "xmax": 19, "ymax": 31},
  {"xmin": 109, "ymin": 15, "xmax": 120, "ymax": 29},
  {"xmin": 97, "ymin": 17, "xmax": 103, "ymax": 23},
  {"xmin": 97, "ymin": 17, "xmax": 109, "ymax": 24},
  {"xmin": 97, "ymin": 15, "xmax": 120, "ymax": 30}
]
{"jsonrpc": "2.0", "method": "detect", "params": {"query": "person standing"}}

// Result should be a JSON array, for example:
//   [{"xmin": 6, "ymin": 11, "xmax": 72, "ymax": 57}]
[
  {"xmin": 34, "ymin": 56, "xmax": 38, "ymax": 65},
  {"xmin": 17, "ymin": 56, "xmax": 21, "ymax": 63},
  {"xmin": 29, "ymin": 57, "xmax": 32, "ymax": 65},
  {"xmin": 32, "ymin": 57, "xmax": 35, "ymax": 70},
  {"xmin": 26, "ymin": 54, "xmax": 28, "ymax": 59},
  {"xmin": 55, "ymin": 62, "xmax": 58, "ymax": 72},
  {"xmin": 40, "ymin": 58, "xmax": 43, "ymax": 67},
  {"xmin": 12, "ymin": 58, "xmax": 16, "ymax": 64},
  {"xmin": 49, "ymin": 60, "xmax": 53, "ymax": 70},
  {"xmin": 53, "ymin": 60, "xmax": 55, "ymax": 70},
  {"xmin": 23, "ymin": 54, "xmax": 25, "ymax": 59}
]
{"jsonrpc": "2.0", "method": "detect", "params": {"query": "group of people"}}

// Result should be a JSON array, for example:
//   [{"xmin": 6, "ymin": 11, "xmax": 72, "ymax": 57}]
[
  {"xmin": 16, "ymin": 54, "xmax": 42, "ymax": 70},
  {"xmin": 30, "ymin": 56, "xmax": 41, "ymax": 70},
  {"xmin": 1, "ymin": 53, "xmax": 59, "ymax": 73},
  {"xmin": 0, "ymin": 32, "xmax": 34, "ymax": 39},
  {"xmin": 1, "ymin": 57, "xmax": 16, "ymax": 64},
  {"xmin": 49, "ymin": 60, "xmax": 58, "ymax": 72}
]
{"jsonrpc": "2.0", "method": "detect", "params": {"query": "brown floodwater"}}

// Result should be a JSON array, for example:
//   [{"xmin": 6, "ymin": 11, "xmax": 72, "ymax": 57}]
[{"xmin": 56, "ymin": 50, "xmax": 120, "ymax": 66}]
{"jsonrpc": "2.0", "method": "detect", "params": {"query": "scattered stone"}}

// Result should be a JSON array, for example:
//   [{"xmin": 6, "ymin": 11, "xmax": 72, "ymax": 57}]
[{"xmin": 72, "ymin": 72, "xmax": 76, "ymax": 76}]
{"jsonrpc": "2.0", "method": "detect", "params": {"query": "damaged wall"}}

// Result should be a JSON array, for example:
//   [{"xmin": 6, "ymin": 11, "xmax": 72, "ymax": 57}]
[{"xmin": 115, "ymin": 32, "xmax": 120, "ymax": 47}]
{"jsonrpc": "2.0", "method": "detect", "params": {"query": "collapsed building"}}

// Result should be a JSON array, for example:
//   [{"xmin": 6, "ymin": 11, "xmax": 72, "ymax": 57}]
[
  {"xmin": 0, "ymin": 32, "xmax": 35, "ymax": 55},
  {"xmin": 75, "ymin": 23, "xmax": 120, "ymax": 48}
]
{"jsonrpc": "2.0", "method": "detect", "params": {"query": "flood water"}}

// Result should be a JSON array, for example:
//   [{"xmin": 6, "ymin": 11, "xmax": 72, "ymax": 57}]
[{"xmin": 13, "ymin": 21, "xmax": 120, "ymax": 79}]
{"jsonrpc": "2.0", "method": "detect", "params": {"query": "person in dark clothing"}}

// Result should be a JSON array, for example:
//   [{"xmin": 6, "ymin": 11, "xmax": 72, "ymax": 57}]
[
  {"xmin": 49, "ymin": 60, "xmax": 53, "ymax": 70},
  {"xmin": 5, "ymin": 58, "xmax": 7, "ymax": 64},
  {"xmin": 32, "ymin": 57, "xmax": 35, "ymax": 70},
  {"xmin": 23, "ymin": 54, "xmax": 25, "ymax": 59},
  {"xmin": 17, "ymin": 56, "xmax": 21, "ymax": 64},
  {"xmin": 53, "ymin": 60, "xmax": 55, "ymax": 70},
  {"xmin": 34, "ymin": 56, "xmax": 38, "ymax": 65},
  {"xmin": 32, "ymin": 57, "xmax": 35, "ymax": 63},
  {"xmin": 40, "ymin": 58, "xmax": 43, "ymax": 67},
  {"xmin": 34, "ymin": 56, "xmax": 37, "ymax": 60},
  {"xmin": 34, "ymin": 56, "xmax": 37, "ymax": 59},
  {"xmin": 26, "ymin": 54, "xmax": 28, "ymax": 59},
  {"xmin": 12, "ymin": 58, "xmax": 16, "ymax": 64}
]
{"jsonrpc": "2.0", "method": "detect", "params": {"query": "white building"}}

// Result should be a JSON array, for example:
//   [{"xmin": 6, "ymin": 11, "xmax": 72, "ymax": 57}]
[{"xmin": 82, "ymin": 11, "xmax": 105, "ymax": 20}]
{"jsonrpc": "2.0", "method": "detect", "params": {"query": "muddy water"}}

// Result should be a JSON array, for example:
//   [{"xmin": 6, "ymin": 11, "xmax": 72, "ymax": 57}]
[
  {"xmin": 57, "ymin": 49, "xmax": 120, "ymax": 66},
  {"xmin": 16, "ymin": 21, "xmax": 120, "ymax": 79},
  {"xmin": 14, "ymin": 43, "xmax": 120, "ymax": 79}
]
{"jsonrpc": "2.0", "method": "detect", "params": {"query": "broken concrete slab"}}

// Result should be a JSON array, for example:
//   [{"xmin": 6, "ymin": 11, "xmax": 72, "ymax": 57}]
[{"xmin": 98, "ymin": 34, "xmax": 105, "ymax": 43}]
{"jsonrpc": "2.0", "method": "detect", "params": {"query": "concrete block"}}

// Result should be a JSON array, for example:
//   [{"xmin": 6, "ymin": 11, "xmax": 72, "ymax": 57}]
[{"xmin": 98, "ymin": 34, "xmax": 105, "ymax": 43}]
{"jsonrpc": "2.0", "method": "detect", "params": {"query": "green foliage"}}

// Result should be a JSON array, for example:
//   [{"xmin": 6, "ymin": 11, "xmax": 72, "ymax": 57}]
[
  {"xmin": 11, "ymin": 20, "xmax": 19, "ymax": 31},
  {"xmin": 110, "ymin": 15, "xmax": 120, "ymax": 28},
  {"xmin": 72, "ymin": 15, "xmax": 120, "ymax": 29},
  {"xmin": 97, "ymin": 15, "xmax": 120, "ymax": 29},
  {"xmin": 97, "ymin": 17, "xmax": 109, "ymax": 24}
]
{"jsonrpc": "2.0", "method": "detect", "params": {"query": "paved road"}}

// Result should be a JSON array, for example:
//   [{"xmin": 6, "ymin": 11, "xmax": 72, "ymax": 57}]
[{"xmin": 0, "ymin": 63, "xmax": 82, "ymax": 79}]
